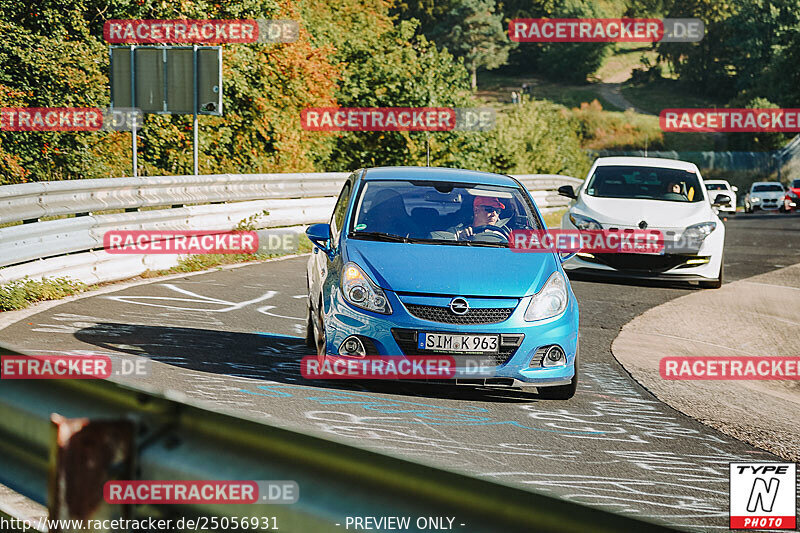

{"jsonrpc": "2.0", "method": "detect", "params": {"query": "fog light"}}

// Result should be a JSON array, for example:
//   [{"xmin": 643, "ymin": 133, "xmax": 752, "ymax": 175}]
[
  {"xmin": 339, "ymin": 336, "xmax": 366, "ymax": 357},
  {"xmin": 542, "ymin": 345, "xmax": 566, "ymax": 367}
]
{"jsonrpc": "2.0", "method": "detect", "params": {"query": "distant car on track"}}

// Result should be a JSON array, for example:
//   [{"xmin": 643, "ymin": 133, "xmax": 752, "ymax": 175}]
[
  {"xmin": 782, "ymin": 179, "xmax": 800, "ymax": 212},
  {"xmin": 559, "ymin": 156, "xmax": 726, "ymax": 289},
  {"xmin": 305, "ymin": 167, "xmax": 580, "ymax": 398},
  {"xmin": 704, "ymin": 179, "xmax": 737, "ymax": 216},
  {"xmin": 744, "ymin": 181, "xmax": 785, "ymax": 212}
]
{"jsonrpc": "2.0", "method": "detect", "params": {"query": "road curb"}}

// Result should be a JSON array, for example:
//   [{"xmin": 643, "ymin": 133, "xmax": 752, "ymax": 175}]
[{"xmin": 611, "ymin": 263, "xmax": 800, "ymax": 461}]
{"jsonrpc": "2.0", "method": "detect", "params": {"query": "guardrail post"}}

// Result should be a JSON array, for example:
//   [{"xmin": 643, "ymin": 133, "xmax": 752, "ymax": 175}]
[{"xmin": 48, "ymin": 415, "xmax": 135, "ymax": 533}]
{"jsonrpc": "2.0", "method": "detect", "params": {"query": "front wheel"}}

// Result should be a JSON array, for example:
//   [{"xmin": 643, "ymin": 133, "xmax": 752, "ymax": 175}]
[
  {"xmin": 700, "ymin": 255, "xmax": 724, "ymax": 289},
  {"xmin": 537, "ymin": 355, "xmax": 578, "ymax": 400},
  {"xmin": 305, "ymin": 305, "xmax": 316, "ymax": 349}
]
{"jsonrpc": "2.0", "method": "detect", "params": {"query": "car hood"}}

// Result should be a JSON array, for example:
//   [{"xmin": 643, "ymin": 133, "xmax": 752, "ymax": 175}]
[
  {"xmin": 575, "ymin": 195, "xmax": 712, "ymax": 229},
  {"xmin": 789, "ymin": 187, "xmax": 800, "ymax": 197},
  {"xmin": 344, "ymin": 239, "xmax": 557, "ymax": 297},
  {"xmin": 751, "ymin": 191, "xmax": 786, "ymax": 200}
]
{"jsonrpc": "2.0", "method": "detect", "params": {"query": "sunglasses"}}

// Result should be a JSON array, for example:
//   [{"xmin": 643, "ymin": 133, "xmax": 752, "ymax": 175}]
[{"xmin": 481, "ymin": 206, "xmax": 502, "ymax": 214}]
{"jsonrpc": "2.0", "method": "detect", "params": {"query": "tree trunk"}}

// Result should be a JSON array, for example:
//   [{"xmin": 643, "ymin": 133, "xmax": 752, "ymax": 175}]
[{"xmin": 471, "ymin": 67, "xmax": 477, "ymax": 91}]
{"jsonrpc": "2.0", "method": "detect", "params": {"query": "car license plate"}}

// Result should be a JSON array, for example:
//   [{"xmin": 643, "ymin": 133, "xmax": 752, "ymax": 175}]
[{"xmin": 418, "ymin": 333, "xmax": 499, "ymax": 353}]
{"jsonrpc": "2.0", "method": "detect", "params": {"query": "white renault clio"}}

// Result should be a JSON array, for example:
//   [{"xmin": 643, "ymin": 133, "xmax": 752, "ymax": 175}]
[{"xmin": 559, "ymin": 157, "xmax": 727, "ymax": 288}]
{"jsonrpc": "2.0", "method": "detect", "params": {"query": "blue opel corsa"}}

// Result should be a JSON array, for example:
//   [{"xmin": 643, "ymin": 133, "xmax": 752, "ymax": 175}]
[{"xmin": 305, "ymin": 167, "xmax": 580, "ymax": 399}]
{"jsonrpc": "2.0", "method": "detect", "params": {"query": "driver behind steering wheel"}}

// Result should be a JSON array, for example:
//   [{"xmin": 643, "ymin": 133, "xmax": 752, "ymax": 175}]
[{"xmin": 451, "ymin": 196, "xmax": 506, "ymax": 240}]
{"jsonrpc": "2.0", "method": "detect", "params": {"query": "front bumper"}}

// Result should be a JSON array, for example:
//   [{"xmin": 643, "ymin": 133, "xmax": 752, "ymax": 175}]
[
  {"xmin": 561, "ymin": 218, "xmax": 724, "ymax": 281},
  {"xmin": 321, "ymin": 287, "xmax": 579, "ymax": 387}
]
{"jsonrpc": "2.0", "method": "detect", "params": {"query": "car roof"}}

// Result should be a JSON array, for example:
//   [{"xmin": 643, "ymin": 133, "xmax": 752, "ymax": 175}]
[
  {"xmin": 593, "ymin": 156, "xmax": 699, "ymax": 172},
  {"xmin": 704, "ymin": 179, "xmax": 730, "ymax": 184},
  {"xmin": 751, "ymin": 181, "xmax": 783, "ymax": 186},
  {"xmin": 360, "ymin": 167, "xmax": 519, "ymax": 187}
]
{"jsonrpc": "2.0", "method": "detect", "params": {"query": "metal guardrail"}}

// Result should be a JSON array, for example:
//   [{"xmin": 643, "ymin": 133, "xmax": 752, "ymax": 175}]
[
  {"xmin": 0, "ymin": 173, "xmax": 350, "ymax": 226},
  {"xmin": 0, "ymin": 343, "xmax": 678, "ymax": 533},
  {"xmin": 0, "ymin": 172, "xmax": 580, "ymax": 283}
]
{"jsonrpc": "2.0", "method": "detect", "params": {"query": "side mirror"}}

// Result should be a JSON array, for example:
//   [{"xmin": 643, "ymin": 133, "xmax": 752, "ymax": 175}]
[
  {"xmin": 306, "ymin": 223, "xmax": 333, "ymax": 255},
  {"xmin": 557, "ymin": 185, "xmax": 577, "ymax": 199},
  {"xmin": 713, "ymin": 194, "xmax": 731, "ymax": 206},
  {"xmin": 731, "ymin": 186, "xmax": 739, "ymax": 192}
]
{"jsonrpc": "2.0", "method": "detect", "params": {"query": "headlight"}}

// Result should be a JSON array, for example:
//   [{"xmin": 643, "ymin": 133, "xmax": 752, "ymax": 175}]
[
  {"xmin": 751, "ymin": 197, "xmax": 761, "ymax": 202},
  {"xmin": 568, "ymin": 213, "xmax": 603, "ymax": 230},
  {"xmin": 683, "ymin": 221, "xmax": 716, "ymax": 244},
  {"xmin": 341, "ymin": 262, "xmax": 392, "ymax": 315},
  {"xmin": 525, "ymin": 272, "xmax": 568, "ymax": 321}
]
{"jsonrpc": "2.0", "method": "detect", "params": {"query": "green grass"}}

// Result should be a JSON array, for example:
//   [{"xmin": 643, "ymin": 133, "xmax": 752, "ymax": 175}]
[
  {"xmin": 478, "ymin": 72, "xmax": 616, "ymax": 110},
  {"xmin": 0, "ymin": 277, "xmax": 87, "ymax": 311},
  {"xmin": 542, "ymin": 208, "xmax": 567, "ymax": 228},
  {"xmin": 620, "ymin": 78, "xmax": 716, "ymax": 115},
  {"xmin": 594, "ymin": 44, "xmax": 660, "ymax": 83}
]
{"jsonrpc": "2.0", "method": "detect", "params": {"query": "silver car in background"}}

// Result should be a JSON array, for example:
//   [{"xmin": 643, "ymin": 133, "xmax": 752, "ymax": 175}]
[{"xmin": 744, "ymin": 182, "xmax": 785, "ymax": 212}]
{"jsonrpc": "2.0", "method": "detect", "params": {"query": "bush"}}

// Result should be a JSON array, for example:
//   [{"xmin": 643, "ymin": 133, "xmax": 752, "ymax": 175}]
[
  {"xmin": 567, "ymin": 99, "xmax": 664, "ymax": 151},
  {"xmin": 485, "ymin": 100, "xmax": 591, "ymax": 176},
  {"xmin": 0, "ymin": 277, "xmax": 86, "ymax": 311}
]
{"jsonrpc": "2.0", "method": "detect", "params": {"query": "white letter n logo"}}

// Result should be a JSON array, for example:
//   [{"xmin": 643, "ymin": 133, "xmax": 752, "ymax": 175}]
[{"xmin": 747, "ymin": 478, "xmax": 780, "ymax": 512}]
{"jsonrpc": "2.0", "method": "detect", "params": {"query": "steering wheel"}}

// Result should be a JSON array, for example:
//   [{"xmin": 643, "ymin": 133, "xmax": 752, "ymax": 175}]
[{"xmin": 468, "ymin": 225, "xmax": 511, "ymax": 240}]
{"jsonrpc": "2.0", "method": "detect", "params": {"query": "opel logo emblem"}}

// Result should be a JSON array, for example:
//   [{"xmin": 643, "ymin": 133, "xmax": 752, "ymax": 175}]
[
  {"xmin": 449, "ymin": 297, "xmax": 469, "ymax": 315},
  {"xmin": 638, "ymin": 220, "xmax": 648, "ymax": 229}
]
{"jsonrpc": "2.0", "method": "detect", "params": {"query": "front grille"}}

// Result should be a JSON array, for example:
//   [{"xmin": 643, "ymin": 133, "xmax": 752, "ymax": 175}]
[
  {"xmin": 592, "ymin": 253, "xmax": 698, "ymax": 273},
  {"xmin": 405, "ymin": 303, "xmax": 515, "ymax": 324},
  {"xmin": 390, "ymin": 329, "xmax": 522, "ymax": 366}
]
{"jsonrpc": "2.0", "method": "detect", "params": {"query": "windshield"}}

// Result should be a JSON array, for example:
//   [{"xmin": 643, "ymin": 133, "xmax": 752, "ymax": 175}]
[
  {"xmin": 791, "ymin": 180, "xmax": 800, "ymax": 189},
  {"xmin": 348, "ymin": 180, "xmax": 541, "ymax": 246},
  {"xmin": 753, "ymin": 184, "xmax": 784, "ymax": 192},
  {"xmin": 705, "ymin": 183, "xmax": 728, "ymax": 191},
  {"xmin": 585, "ymin": 165, "xmax": 704, "ymax": 202}
]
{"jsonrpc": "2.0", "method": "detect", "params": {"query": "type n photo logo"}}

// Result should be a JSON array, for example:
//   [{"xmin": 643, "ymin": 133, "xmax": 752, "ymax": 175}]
[{"xmin": 729, "ymin": 463, "xmax": 797, "ymax": 530}]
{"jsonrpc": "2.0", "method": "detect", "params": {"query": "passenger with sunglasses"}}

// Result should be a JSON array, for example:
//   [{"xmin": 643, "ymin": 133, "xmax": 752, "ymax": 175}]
[{"xmin": 451, "ymin": 196, "xmax": 507, "ymax": 240}]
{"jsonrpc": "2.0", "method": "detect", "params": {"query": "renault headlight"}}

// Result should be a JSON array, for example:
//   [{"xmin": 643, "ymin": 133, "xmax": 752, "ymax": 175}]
[
  {"xmin": 568, "ymin": 213, "xmax": 603, "ymax": 230},
  {"xmin": 683, "ymin": 221, "xmax": 716, "ymax": 243},
  {"xmin": 525, "ymin": 272, "xmax": 568, "ymax": 321},
  {"xmin": 341, "ymin": 262, "xmax": 392, "ymax": 314}
]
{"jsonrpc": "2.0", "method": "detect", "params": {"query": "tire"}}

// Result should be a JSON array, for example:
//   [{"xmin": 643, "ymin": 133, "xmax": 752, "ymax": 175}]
[
  {"xmin": 537, "ymin": 352, "xmax": 578, "ymax": 400},
  {"xmin": 700, "ymin": 255, "xmax": 724, "ymax": 289},
  {"xmin": 312, "ymin": 299, "xmax": 328, "ymax": 362},
  {"xmin": 305, "ymin": 304, "xmax": 316, "ymax": 349}
]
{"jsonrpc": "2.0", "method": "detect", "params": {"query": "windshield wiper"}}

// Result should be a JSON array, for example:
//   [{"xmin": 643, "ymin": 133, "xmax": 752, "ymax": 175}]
[
  {"xmin": 349, "ymin": 231, "xmax": 412, "ymax": 243},
  {"xmin": 448, "ymin": 240, "xmax": 508, "ymax": 248}
]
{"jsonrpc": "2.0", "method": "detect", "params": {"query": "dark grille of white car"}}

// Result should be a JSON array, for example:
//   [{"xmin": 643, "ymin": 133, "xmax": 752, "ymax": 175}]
[{"xmin": 404, "ymin": 304, "xmax": 515, "ymax": 324}]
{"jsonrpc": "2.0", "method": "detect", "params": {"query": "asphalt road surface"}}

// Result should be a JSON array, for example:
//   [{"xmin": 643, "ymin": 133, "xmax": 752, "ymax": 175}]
[{"xmin": 2, "ymin": 212, "xmax": 799, "ymax": 531}]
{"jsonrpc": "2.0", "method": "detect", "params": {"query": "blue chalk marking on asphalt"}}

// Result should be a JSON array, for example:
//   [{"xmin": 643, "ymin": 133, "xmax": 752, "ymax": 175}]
[
  {"xmin": 254, "ymin": 331, "xmax": 304, "ymax": 340},
  {"xmin": 238, "ymin": 384, "xmax": 605, "ymax": 435}
]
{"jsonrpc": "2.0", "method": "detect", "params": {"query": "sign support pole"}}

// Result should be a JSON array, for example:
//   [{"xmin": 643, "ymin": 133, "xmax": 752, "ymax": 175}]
[
  {"xmin": 130, "ymin": 45, "xmax": 138, "ymax": 177},
  {"xmin": 193, "ymin": 45, "xmax": 199, "ymax": 176}
]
